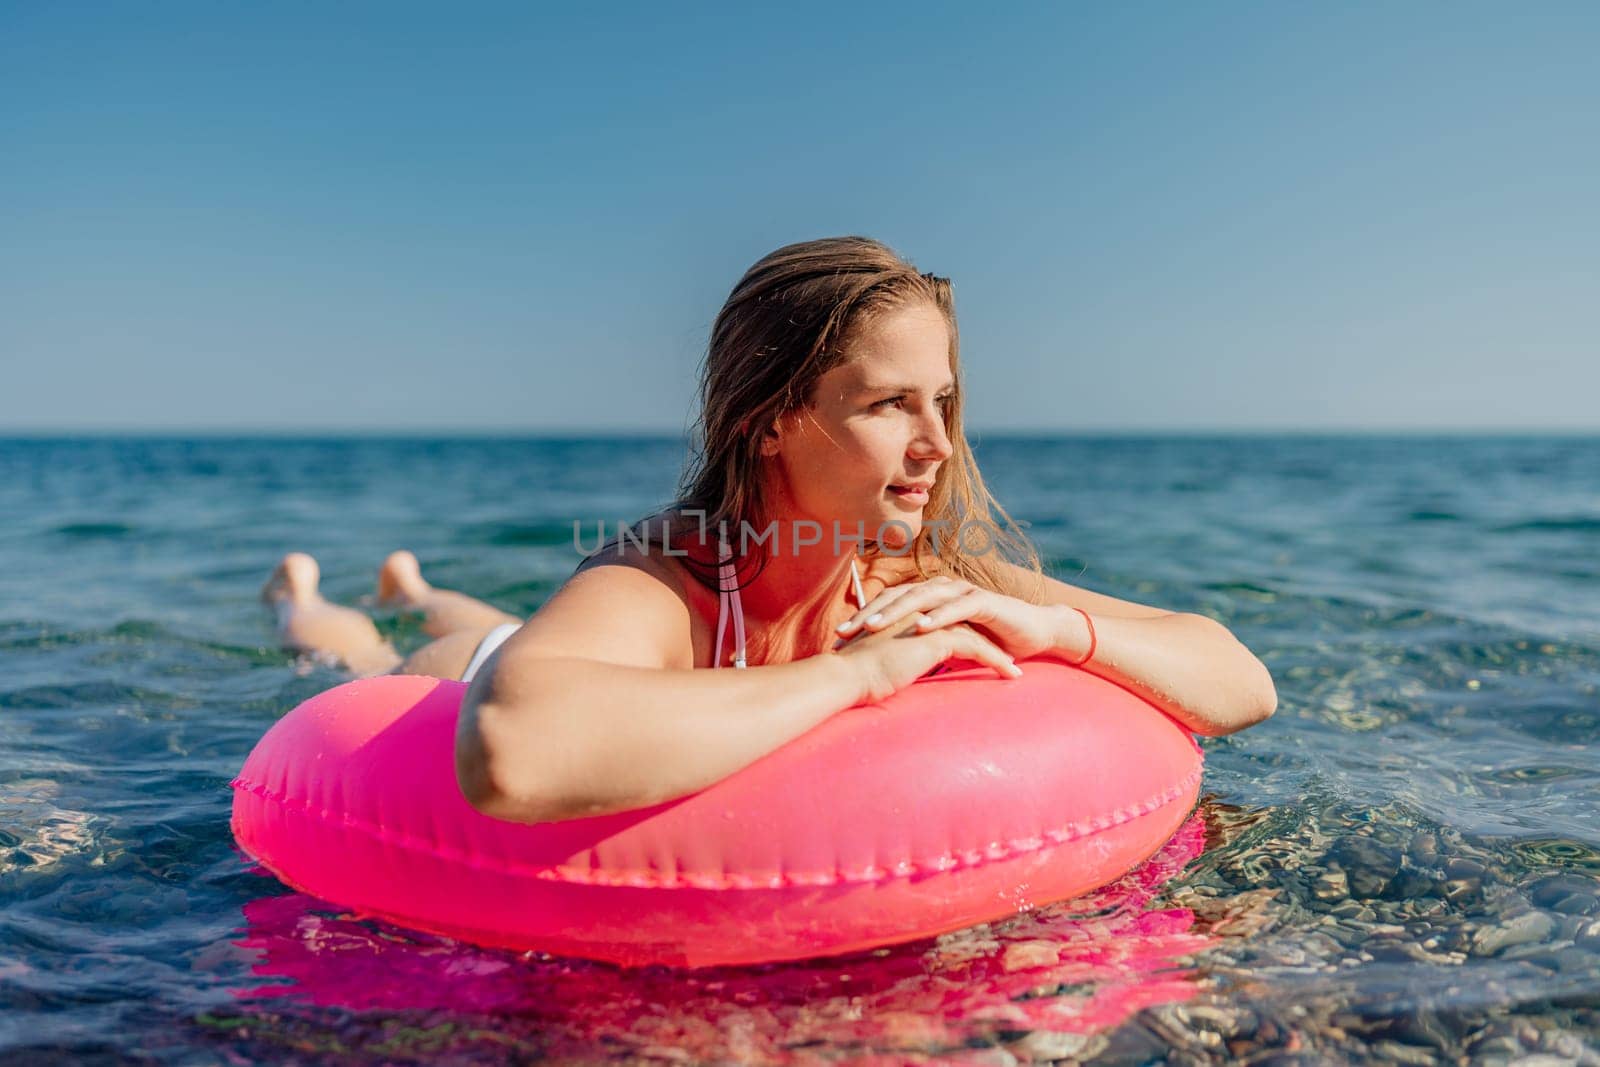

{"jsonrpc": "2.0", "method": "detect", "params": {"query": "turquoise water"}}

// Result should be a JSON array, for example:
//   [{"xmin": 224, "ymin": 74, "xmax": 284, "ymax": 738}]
[{"xmin": 2, "ymin": 435, "xmax": 1597, "ymax": 1064}]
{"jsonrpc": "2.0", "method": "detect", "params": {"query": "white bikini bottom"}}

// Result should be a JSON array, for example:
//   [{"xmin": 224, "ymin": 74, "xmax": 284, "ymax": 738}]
[{"xmin": 460, "ymin": 622, "xmax": 520, "ymax": 684}]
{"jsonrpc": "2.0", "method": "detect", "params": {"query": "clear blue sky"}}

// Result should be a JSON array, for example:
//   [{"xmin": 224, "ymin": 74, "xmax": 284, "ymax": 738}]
[{"xmin": 2, "ymin": 3, "xmax": 1595, "ymax": 433}]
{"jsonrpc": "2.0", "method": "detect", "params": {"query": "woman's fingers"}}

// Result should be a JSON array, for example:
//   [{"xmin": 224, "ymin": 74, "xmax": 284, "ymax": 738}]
[
  {"xmin": 832, "ymin": 599, "xmax": 914, "ymax": 649},
  {"xmin": 832, "ymin": 610, "xmax": 923, "ymax": 651},
  {"xmin": 941, "ymin": 624, "xmax": 1023, "ymax": 680},
  {"xmin": 838, "ymin": 577, "xmax": 968, "ymax": 635},
  {"xmin": 833, "ymin": 617, "xmax": 1021, "ymax": 694},
  {"xmin": 913, "ymin": 588, "xmax": 990, "ymax": 632},
  {"xmin": 836, "ymin": 585, "xmax": 922, "ymax": 634}
]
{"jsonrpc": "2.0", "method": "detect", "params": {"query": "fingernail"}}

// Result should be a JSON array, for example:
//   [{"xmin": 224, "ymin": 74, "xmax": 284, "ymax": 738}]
[
  {"xmin": 915, "ymin": 614, "xmax": 932, "ymax": 628},
  {"xmin": 836, "ymin": 620, "xmax": 858, "ymax": 633},
  {"xmin": 1007, "ymin": 663, "xmax": 1024, "ymax": 678},
  {"xmin": 866, "ymin": 613, "xmax": 884, "ymax": 626}
]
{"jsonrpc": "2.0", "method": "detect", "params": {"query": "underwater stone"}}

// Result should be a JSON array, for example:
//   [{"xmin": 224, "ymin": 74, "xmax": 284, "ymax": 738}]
[
  {"xmin": 1382, "ymin": 867, "xmax": 1438, "ymax": 902},
  {"xmin": 1471, "ymin": 912, "xmax": 1557, "ymax": 956},
  {"xmin": 1312, "ymin": 868, "xmax": 1349, "ymax": 902},
  {"xmin": 1527, "ymin": 874, "xmax": 1597, "ymax": 909},
  {"xmin": 1329, "ymin": 837, "xmax": 1403, "ymax": 898},
  {"xmin": 1549, "ymin": 892, "xmax": 1597, "ymax": 916},
  {"xmin": 1408, "ymin": 831, "xmax": 1440, "ymax": 865}
]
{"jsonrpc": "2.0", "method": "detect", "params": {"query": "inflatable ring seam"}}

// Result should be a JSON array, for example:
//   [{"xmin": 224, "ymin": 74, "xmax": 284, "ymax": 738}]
[{"xmin": 229, "ymin": 757, "xmax": 1203, "ymax": 891}]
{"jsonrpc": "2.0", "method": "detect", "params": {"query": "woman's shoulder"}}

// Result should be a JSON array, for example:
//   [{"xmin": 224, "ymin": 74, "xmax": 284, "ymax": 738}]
[
  {"xmin": 511, "ymin": 512, "xmax": 704, "ymax": 671},
  {"xmin": 574, "ymin": 509, "xmax": 722, "ymax": 597}
]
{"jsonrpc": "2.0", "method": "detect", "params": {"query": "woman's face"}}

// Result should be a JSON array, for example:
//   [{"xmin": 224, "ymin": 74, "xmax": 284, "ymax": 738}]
[{"xmin": 761, "ymin": 301, "xmax": 956, "ymax": 551}]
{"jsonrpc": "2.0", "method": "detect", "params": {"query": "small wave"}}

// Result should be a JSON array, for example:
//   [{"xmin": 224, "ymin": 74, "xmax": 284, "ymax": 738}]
[
  {"xmin": 1277, "ymin": 464, "xmax": 1334, "ymax": 481},
  {"xmin": 486, "ymin": 579, "xmax": 560, "ymax": 607},
  {"xmin": 1406, "ymin": 510, "xmax": 1463, "ymax": 522},
  {"xmin": 0, "ymin": 681, "xmax": 196, "ymax": 711},
  {"xmin": 0, "ymin": 619, "xmax": 284, "ymax": 681},
  {"xmin": 1494, "ymin": 516, "xmax": 1600, "ymax": 534},
  {"xmin": 0, "ymin": 779, "xmax": 105, "ymax": 880},
  {"xmin": 470, "ymin": 520, "xmax": 579, "ymax": 547},
  {"xmin": 1204, "ymin": 580, "xmax": 1280, "ymax": 601},
  {"xmin": 1508, "ymin": 836, "xmax": 1600, "ymax": 872},
  {"xmin": 51, "ymin": 521, "xmax": 135, "ymax": 539},
  {"xmin": 1551, "ymin": 567, "xmax": 1600, "ymax": 582},
  {"xmin": 0, "ymin": 622, "xmax": 62, "ymax": 651},
  {"xmin": 1481, "ymin": 764, "xmax": 1592, "ymax": 785}
]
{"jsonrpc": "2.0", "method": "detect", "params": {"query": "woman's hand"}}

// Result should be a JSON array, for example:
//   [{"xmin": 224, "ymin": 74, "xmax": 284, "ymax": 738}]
[
  {"xmin": 835, "ymin": 575, "xmax": 1068, "ymax": 663},
  {"xmin": 833, "ymin": 615, "xmax": 1023, "ymax": 703}
]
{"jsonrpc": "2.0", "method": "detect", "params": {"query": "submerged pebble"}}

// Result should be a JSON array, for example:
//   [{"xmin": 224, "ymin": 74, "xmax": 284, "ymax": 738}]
[{"xmin": 1472, "ymin": 912, "xmax": 1558, "ymax": 956}]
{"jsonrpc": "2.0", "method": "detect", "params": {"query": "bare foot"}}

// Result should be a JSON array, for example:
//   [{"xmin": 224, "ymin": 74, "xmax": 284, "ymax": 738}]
[
  {"xmin": 262, "ymin": 552, "xmax": 401, "ymax": 676},
  {"xmin": 261, "ymin": 551, "xmax": 322, "ymax": 608},
  {"xmin": 377, "ymin": 550, "xmax": 430, "ymax": 608},
  {"xmin": 375, "ymin": 550, "xmax": 520, "ymax": 638}
]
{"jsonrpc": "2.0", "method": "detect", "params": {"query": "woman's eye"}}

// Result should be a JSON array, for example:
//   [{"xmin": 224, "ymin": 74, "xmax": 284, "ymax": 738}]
[{"xmin": 871, "ymin": 394, "xmax": 955, "ymax": 411}]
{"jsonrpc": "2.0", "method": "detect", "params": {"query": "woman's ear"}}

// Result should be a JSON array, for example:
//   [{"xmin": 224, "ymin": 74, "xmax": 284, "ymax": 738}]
[{"xmin": 757, "ymin": 415, "xmax": 784, "ymax": 457}]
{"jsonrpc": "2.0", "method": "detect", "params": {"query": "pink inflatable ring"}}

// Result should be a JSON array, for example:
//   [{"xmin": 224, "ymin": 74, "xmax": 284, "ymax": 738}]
[{"xmin": 231, "ymin": 659, "xmax": 1203, "ymax": 968}]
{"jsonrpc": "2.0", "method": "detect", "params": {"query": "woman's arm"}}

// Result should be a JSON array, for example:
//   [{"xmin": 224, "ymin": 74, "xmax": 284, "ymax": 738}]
[
  {"xmin": 1043, "ymin": 604, "xmax": 1276, "ymax": 737},
  {"xmin": 1020, "ymin": 567, "xmax": 1276, "ymax": 736},
  {"xmin": 844, "ymin": 564, "xmax": 1277, "ymax": 738},
  {"xmin": 454, "ymin": 560, "xmax": 857, "ymax": 823},
  {"xmin": 455, "ymin": 558, "xmax": 1017, "ymax": 823},
  {"xmin": 460, "ymin": 651, "xmax": 867, "ymax": 824}
]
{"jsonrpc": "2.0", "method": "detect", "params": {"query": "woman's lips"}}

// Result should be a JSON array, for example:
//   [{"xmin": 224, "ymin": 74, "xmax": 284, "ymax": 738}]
[{"xmin": 887, "ymin": 485, "xmax": 930, "ymax": 504}]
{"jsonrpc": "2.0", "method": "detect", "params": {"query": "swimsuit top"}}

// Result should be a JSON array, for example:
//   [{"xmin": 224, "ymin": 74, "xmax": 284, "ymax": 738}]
[
  {"xmin": 713, "ymin": 541, "xmax": 748, "ymax": 670},
  {"xmin": 713, "ymin": 541, "xmax": 864, "ymax": 670}
]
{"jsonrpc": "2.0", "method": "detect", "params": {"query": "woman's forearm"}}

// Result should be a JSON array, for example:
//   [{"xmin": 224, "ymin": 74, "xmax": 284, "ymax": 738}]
[
  {"xmin": 457, "ymin": 653, "xmax": 867, "ymax": 824},
  {"xmin": 1046, "ymin": 607, "xmax": 1277, "ymax": 737}
]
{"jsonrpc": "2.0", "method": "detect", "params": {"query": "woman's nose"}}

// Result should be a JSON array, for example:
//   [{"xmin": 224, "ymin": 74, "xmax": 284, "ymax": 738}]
[{"xmin": 910, "ymin": 409, "xmax": 954, "ymax": 462}]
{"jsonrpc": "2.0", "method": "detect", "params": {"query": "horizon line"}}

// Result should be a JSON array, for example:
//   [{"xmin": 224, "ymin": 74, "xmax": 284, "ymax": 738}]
[{"xmin": 3, "ymin": 425, "xmax": 1598, "ymax": 440}]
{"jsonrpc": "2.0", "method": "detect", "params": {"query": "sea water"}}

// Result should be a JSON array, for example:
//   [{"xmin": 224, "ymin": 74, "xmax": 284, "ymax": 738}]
[{"xmin": 1, "ymin": 434, "xmax": 1596, "ymax": 1063}]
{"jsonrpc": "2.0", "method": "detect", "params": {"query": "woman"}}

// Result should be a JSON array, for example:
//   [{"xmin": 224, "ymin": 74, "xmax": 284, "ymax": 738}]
[{"xmin": 262, "ymin": 237, "xmax": 1277, "ymax": 825}]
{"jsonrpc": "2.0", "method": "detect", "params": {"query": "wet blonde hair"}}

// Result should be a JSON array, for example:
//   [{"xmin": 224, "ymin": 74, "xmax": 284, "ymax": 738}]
[{"xmin": 674, "ymin": 236, "xmax": 1044, "ymax": 600}]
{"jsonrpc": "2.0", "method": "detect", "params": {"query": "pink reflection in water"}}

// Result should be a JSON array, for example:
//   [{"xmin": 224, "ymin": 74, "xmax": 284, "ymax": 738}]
[{"xmin": 231, "ymin": 813, "xmax": 1209, "ymax": 1060}]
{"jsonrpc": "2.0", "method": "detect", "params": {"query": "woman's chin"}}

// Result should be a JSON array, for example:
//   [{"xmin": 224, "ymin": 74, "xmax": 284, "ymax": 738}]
[{"xmin": 871, "ymin": 510, "xmax": 922, "ymax": 551}]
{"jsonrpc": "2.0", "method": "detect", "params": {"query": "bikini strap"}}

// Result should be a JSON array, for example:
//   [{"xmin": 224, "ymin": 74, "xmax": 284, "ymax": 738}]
[
  {"xmin": 713, "ymin": 549, "xmax": 866, "ymax": 669},
  {"xmin": 714, "ymin": 538, "xmax": 746, "ymax": 669}
]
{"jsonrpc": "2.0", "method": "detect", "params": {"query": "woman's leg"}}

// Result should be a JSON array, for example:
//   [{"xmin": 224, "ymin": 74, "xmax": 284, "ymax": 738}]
[
  {"xmin": 393, "ymin": 626, "xmax": 504, "ymax": 680},
  {"xmin": 377, "ymin": 551, "xmax": 521, "ymax": 638},
  {"xmin": 261, "ymin": 553, "xmax": 403, "ymax": 676}
]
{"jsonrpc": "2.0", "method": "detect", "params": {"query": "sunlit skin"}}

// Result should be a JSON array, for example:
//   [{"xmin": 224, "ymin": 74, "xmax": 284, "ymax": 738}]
[
  {"xmin": 731, "ymin": 302, "xmax": 964, "ymax": 654},
  {"xmin": 764, "ymin": 301, "xmax": 956, "ymax": 552},
  {"xmin": 786, "ymin": 305, "xmax": 1073, "ymax": 666},
  {"xmin": 261, "ymin": 550, "xmax": 519, "ymax": 681}
]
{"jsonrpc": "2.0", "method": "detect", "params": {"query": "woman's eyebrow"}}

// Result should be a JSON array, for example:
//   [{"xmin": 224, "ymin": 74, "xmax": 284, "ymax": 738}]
[{"xmin": 860, "ymin": 380, "xmax": 957, "ymax": 394}]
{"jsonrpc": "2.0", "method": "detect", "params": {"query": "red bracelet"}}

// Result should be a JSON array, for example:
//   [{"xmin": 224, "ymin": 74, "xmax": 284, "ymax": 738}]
[{"xmin": 1063, "ymin": 607, "xmax": 1096, "ymax": 667}]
